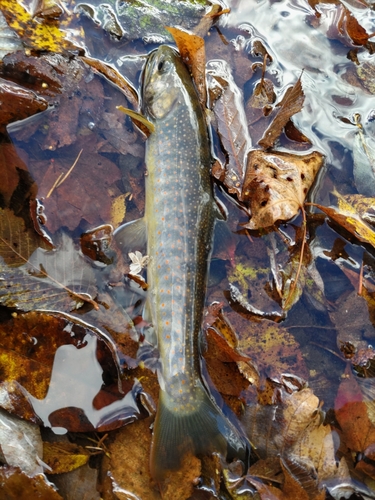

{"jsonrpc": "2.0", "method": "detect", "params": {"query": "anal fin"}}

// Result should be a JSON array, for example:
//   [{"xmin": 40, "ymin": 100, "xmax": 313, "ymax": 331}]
[{"xmin": 113, "ymin": 218, "xmax": 147, "ymax": 255}]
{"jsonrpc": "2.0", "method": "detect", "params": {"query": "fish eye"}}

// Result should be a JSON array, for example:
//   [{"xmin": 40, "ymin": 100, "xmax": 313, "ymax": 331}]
[
  {"xmin": 157, "ymin": 59, "xmax": 171, "ymax": 73},
  {"xmin": 158, "ymin": 60, "xmax": 164, "ymax": 71}
]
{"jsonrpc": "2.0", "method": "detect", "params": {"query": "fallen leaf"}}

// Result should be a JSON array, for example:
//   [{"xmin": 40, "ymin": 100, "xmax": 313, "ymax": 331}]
[
  {"xmin": 43, "ymin": 442, "xmax": 90, "ymax": 474},
  {"xmin": 102, "ymin": 416, "xmax": 201, "ymax": 499},
  {"xmin": 0, "ymin": 207, "xmax": 51, "ymax": 267},
  {"xmin": 0, "ymin": 78, "xmax": 48, "ymax": 131},
  {"xmin": 207, "ymin": 59, "xmax": 252, "ymax": 199},
  {"xmin": 166, "ymin": 27, "xmax": 207, "ymax": 107},
  {"xmin": 0, "ymin": 1, "xmax": 77, "ymax": 52},
  {"xmin": 32, "ymin": 0, "xmax": 64, "ymax": 19},
  {"xmin": 0, "ymin": 466, "xmax": 62, "ymax": 500},
  {"xmin": 0, "ymin": 409, "xmax": 43, "ymax": 476},
  {"xmin": 29, "ymin": 147, "xmax": 121, "ymax": 233},
  {"xmin": 242, "ymin": 150, "xmax": 323, "ymax": 229},
  {"xmin": 0, "ymin": 310, "xmax": 139, "ymax": 432},
  {"xmin": 340, "ymin": 194, "xmax": 375, "ymax": 226},
  {"xmin": 312, "ymin": 190, "xmax": 375, "ymax": 249},
  {"xmin": 0, "ymin": 230, "xmax": 98, "ymax": 312},
  {"xmin": 353, "ymin": 126, "xmax": 375, "ymax": 197},
  {"xmin": 258, "ymin": 76, "xmax": 305, "ymax": 150}
]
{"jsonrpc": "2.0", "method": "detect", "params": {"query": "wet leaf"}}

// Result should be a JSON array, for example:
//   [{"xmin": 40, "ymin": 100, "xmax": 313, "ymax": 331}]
[
  {"xmin": 207, "ymin": 59, "xmax": 252, "ymax": 199},
  {"xmin": 32, "ymin": 0, "xmax": 64, "ymax": 19},
  {"xmin": 30, "ymin": 148, "xmax": 121, "ymax": 233},
  {"xmin": 258, "ymin": 76, "xmax": 305, "ymax": 150},
  {"xmin": 0, "ymin": 410, "xmax": 43, "ymax": 476},
  {"xmin": 244, "ymin": 387, "xmax": 320, "ymax": 459},
  {"xmin": 242, "ymin": 150, "xmax": 323, "ymax": 229},
  {"xmin": 102, "ymin": 416, "xmax": 201, "ymax": 499},
  {"xmin": 81, "ymin": 57, "xmax": 139, "ymax": 110},
  {"xmin": 166, "ymin": 27, "xmax": 207, "ymax": 107},
  {"xmin": 313, "ymin": 190, "xmax": 375, "ymax": 249},
  {"xmin": 0, "ymin": 145, "xmax": 36, "ymax": 207},
  {"xmin": 238, "ymin": 321, "xmax": 308, "ymax": 382},
  {"xmin": 0, "ymin": 208, "xmax": 51, "ymax": 267},
  {"xmin": 339, "ymin": 194, "xmax": 375, "ymax": 226},
  {"xmin": 356, "ymin": 59, "xmax": 375, "ymax": 94},
  {"xmin": 353, "ymin": 126, "xmax": 375, "ymax": 197},
  {"xmin": 43, "ymin": 442, "xmax": 90, "ymax": 474},
  {"xmin": 0, "ymin": 230, "xmax": 98, "ymax": 312},
  {"xmin": 0, "ymin": 466, "xmax": 62, "ymax": 500},
  {"xmin": 0, "ymin": 78, "xmax": 48, "ymax": 131},
  {"xmin": 0, "ymin": 310, "xmax": 138, "ymax": 432},
  {"xmin": 0, "ymin": 1, "xmax": 77, "ymax": 52},
  {"xmin": 335, "ymin": 372, "xmax": 375, "ymax": 453}
]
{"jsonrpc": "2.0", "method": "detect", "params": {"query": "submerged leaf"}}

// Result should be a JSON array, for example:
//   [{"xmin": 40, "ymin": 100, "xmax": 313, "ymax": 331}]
[
  {"xmin": 242, "ymin": 150, "xmax": 323, "ymax": 229},
  {"xmin": 258, "ymin": 76, "xmax": 305, "ymax": 150},
  {"xmin": 207, "ymin": 59, "xmax": 252, "ymax": 199},
  {"xmin": 0, "ymin": 410, "xmax": 43, "ymax": 477},
  {"xmin": 0, "ymin": 466, "xmax": 62, "ymax": 500},
  {"xmin": 0, "ymin": 1, "xmax": 76, "ymax": 52},
  {"xmin": 313, "ymin": 190, "xmax": 375, "ymax": 249},
  {"xmin": 0, "ymin": 231, "xmax": 98, "ymax": 312},
  {"xmin": 43, "ymin": 442, "xmax": 90, "ymax": 474},
  {"xmin": 353, "ymin": 127, "xmax": 375, "ymax": 197}
]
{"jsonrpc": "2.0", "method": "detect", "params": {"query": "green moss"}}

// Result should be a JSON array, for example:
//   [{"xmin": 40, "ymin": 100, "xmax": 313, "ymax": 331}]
[{"xmin": 228, "ymin": 261, "xmax": 268, "ymax": 289}]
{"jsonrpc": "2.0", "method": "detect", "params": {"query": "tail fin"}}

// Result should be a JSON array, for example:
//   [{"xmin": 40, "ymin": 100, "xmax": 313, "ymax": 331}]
[{"xmin": 150, "ymin": 380, "xmax": 249, "ymax": 480}]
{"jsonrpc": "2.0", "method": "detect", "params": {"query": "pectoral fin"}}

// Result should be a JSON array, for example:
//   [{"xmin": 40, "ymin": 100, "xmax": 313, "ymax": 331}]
[{"xmin": 113, "ymin": 218, "xmax": 147, "ymax": 255}]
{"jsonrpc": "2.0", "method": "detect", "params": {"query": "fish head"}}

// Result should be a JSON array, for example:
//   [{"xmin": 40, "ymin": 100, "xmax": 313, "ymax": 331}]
[{"xmin": 142, "ymin": 45, "xmax": 182, "ymax": 120}]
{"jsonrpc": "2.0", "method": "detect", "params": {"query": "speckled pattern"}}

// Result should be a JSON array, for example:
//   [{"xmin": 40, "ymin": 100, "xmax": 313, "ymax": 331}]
[{"xmin": 143, "ymin": 46, "xmax": 214, "ymax": 413}]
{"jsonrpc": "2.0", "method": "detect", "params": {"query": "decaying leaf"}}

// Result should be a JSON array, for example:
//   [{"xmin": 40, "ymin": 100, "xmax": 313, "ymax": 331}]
[
  {"xmin": 0, "ymin": 78, "xmax": 48, "ymax": 131},
  {"xmin": 0, "ymin": 409, "xmax": 43, "ymax": 477},
  {"xmin": 0, "ymin": 208, "xmax": 51, "ymax": 267},
  {"xmin": 258, "ymin": 76, "xmax": 305, "ymax": 150},
  {"xmin": 101, "ymin": 416, "xmax": 201, "ymax": 499},
  {"xmin": 353, "ymin": 125, "xmax": 375, "ymax": 197},
  {"xmin": 0, "ymin": 310, "xmax": 141, "ymax": 432},
  {"xmin": 0, "ymin": 1, "xmax": 77, "ymax": 53},
  {"xmin": 313, "ymin": 190, "xmax": 375, "ymax": 249},
  {"xmin": 242, "ymin": 150, "xmax": 323, "ymax": 229},
  {"xmin": 0, "ymin": 466, "xmax": 62, "ymax": 500},
  {"xmin": 43, "ymin": 442, "xmax": 90, "ymax": 474},
  {"xmin": 0, "ymin": 230, "xmax": 98, "ymax": 312},
  {"xmin": 207, "ymin": 59, "xmax": 252, "ymax": 199},
  {"xmin": 167, "ymin": 27, "xmax": 207, "ymax": 107}
]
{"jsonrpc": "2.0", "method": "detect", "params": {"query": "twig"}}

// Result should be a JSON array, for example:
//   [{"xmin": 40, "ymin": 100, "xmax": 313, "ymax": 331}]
[{"xmin": 46, "ymin": 149, "xmax": 83, "ymax": 198}]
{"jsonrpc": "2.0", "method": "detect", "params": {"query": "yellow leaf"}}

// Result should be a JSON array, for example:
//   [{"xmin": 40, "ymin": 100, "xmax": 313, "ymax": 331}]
[
  {"xmin": 0, "ymin": 0, "xmax": 77, "ymax": 52},
  {"xmin": 43, "ymin": 442, "xmax": 90, "ymax": 474},
  {"xmin": 110, "ymin": 193, "xmax": 130, "ymax": 228}
]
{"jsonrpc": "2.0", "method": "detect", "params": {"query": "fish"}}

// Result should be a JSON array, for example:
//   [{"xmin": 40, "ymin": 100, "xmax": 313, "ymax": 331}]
[{"xmin": 114, "ymin": 45, "xmax": 248, "ymax": 480}]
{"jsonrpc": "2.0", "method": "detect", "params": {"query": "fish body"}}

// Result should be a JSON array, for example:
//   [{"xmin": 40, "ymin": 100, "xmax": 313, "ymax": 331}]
[{"xmin": 115, "ymin": 45, "xmax": 248, "ymax": 479}]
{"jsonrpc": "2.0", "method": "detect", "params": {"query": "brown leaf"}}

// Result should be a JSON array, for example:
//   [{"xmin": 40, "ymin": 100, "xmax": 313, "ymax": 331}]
[
  {"xmin": 207, "ymin": 59, "xmax": 252, "ymax": 199},
  {"xmin": 312, "ymin": 191, "xmax": 375, "ymax": 249},
  {"xmin": 0, "ymin": 207, "xmax": 51, "ymax": 267},
  {"xmin": 43, "ymin": 442, "xmax": 90, "ymax": 474},
  {"xmin": 0, "ymin": 311, "xmax": 138, "ymax": 431},
  {"xmin": 102, "ymin": 416, "xmax": 201, "ymax": 499},
  {"xmin": 0, "ymin": 78, "xmax": 47, "ymax": 131},
  {"xmin": 259, "ymin": 77, "xmax": 305, "ymax": 150},
  {"xmin": 30, "ymin": 147, "xmax": 121, "ymax": 233},
  {"xmin": 0, "ymin": 466, "xmax": 62, "ymax": 500},
  {"xmin": 242, "ymin": 150, "xmax": 323, "ymax": 229},
  {"xmin": 166, "ymin": 27, "xmax": 207, "ymax": 108},
  {"xmin": 81, "ymin": 56, "xmax": 139, "ymax": 110},
  {"xmin": 0, "ymin": 144, "xmax": 36, "ymax": 207}
]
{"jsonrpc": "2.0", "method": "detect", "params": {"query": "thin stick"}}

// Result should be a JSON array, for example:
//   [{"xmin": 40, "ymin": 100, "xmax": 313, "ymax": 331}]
[
  {"xmin": 283, "ymin": 206, "xmax": 307, "ymax": 310},
  {"xmin": 359, "ymin": 258, "xmax": 364, "ymax": 295},
  {"xmin": 46, "ymin": 149, "xmax": 83, "ymax": 198},
  {"xmin": 46, "ymin": 173, "xmax": 64, "ymax": 198},
  {"xmin": 56, "ymin": 149, "xmax": 83, "ymax": 187}
]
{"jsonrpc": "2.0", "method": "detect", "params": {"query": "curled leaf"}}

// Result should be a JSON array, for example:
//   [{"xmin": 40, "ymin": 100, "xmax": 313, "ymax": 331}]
[{"xmin": 242, "ymin": 150, "xmax": 323, "ymax": 229}]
